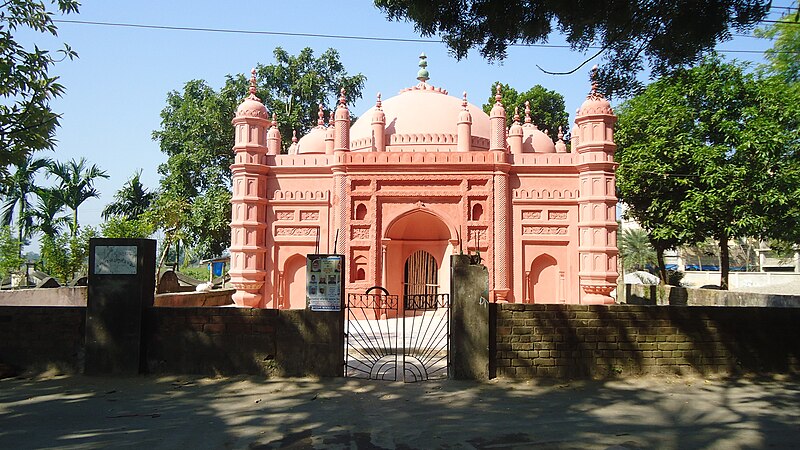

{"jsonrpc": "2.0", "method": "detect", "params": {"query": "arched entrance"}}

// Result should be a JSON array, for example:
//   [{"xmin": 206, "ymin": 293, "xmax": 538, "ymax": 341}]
[{"xmin": 404, "ymin": 250, "xmax": 438, "ymax": 297}]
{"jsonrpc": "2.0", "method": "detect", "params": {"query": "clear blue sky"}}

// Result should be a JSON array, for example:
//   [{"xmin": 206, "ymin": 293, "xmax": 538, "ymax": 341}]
[{"xmin": 15, "ymin": 0, "xmax": 796, "ymax": 251}]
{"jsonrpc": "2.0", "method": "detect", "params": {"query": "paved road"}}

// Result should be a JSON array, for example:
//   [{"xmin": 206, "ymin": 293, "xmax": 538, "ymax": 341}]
[{"xmin": 1, "ymin": 374, "xmax": 798, "ymax": 449}]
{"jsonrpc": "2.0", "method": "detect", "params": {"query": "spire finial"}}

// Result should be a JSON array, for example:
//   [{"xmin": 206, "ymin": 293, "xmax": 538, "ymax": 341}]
[
  {"xmin": 328, "ymin": 111, "xmax": 334, "ymax": 127},
  {"xmin": 271, "ymin": 113, "xmax": 278, "ymax": 128},
  {"xmin": 524, "ymin": 101, "xmax": 532, "ymax": 124},
  {"xmin": 589, "ymin": 64, "xmax": 602, "ymax": 98},
  {"xmin": 417, "ymin": 53, "xmax": 429, "ymax": 83},
  {"xmin": 462, "ymin": 91, "xmax": 468, "ymax": 109},
  {"xmin": 317, "ymin": 103, "xmax": 325, "ymax": 126},
  {"xmin": 557, "ymin": 126, "xmax": 564, "ymax": 140},
  {"xmin": 495, "ymin": 84, "xmax": 503, "ymax": 105},
  {"xmin": 292, "ymin": 129, "xmax": 298, "ymax": 143},
  {"xmin": 338, "ymin": 88, "xmax": 346, "ymax": 107},
  {"xmin": 376, "ymin": 92, "xmax": 382, "ymax": 109},
  {"xmin": 248, "ymin": 68, "xmax": 259, "ymax": 100},
  {"xmin": 513, "ymin": 106, "xmax": 521, "ymax": 124}
]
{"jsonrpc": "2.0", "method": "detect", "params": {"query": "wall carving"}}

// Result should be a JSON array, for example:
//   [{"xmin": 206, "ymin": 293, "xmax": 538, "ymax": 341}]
[
  {"xmin": 522, "ymin": 210, "xmax": 542, "ymax": 220},
  {"xmin": 275, "ymin": 226, "xmax": 319, "ymax": 236},
  {"xmin": 275, "ymin": 211, "xmax": 293, "ymax": 221},
  {"xmin": 270, "ymin": 190, "xmax": 330, "ymax": 201},
  {"xmin": 351, "ymin": 227, "xmax": 370, "ymax": 240},
  {"xmin": 549, "ymin": 211, "xmax": 568, "ymax": 220},
  {"xmin": 513, "ymin": 189, "xmax": 578, "ymax": 200},
  {"xmin": 300, "ymin": 211, "xmax": 319, "ymax": 221},
  {"xmin": 522, "ymin": 225, "xmax": 568, "ymax": 235}
]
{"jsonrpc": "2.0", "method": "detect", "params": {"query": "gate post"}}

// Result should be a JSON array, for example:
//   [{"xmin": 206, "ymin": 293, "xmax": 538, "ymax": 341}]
[{"xmin": 450, "ymin": 255, "xmax": 493, "ymax": 380}]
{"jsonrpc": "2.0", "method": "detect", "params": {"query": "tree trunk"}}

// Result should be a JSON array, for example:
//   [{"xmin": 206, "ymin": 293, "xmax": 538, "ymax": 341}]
[
  {"xmin": 719, "ymin": 232, "xmax": 730, "ymax": 290},
  {"xmin": 656, "ymin": 247, "xmax": 667, "ymax": 284},
  {"xmin": 72, "ymin": 208, "xmax": 78, "ymax": 237}
]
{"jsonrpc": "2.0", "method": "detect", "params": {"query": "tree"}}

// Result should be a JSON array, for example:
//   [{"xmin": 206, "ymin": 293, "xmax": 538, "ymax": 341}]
[
  {"xmin": 619, "ymin": 228, "xmax": 657, "ymax": 272},
  {"xmin": 615, "ymin": 55, "xmax": 800, "ymax": 289},
  {"xmin": 46, "ymin": 157, "xmax": 108, "ymax": 235},
  {"xmin": 101, "ymin": 169, "xmax": 156, "ymax": 220},
  {"xmin": 100, "ymin": 216, "xmax": 153, "ymax": 239},
  {"xmin": 482, "ymin": 82, "xmax": 569, "ymax": 141},
  {"xmin": 0, "ymin": 226, "xmax": 24, "ymax": 281},
  {"xmin": 374, "ymin": 0, "xmax": 772, "ymax": 97},
  {"xmin": 0, "ymin": 0, "xmax": 79, "ymax": 183},
  {"xmin": 756, "ymin": 11, "xmax": 800, "ymax": 84},
  {"xmin": 40, "ymin": 225, "xmax": 96, "ymax": 283},
  {"xmin": 152, "ymin": 47, "xmax": 365, "ymax": 258},
  {"xmin": 30, "ymin": 187, "xmax": 68, "ymax": 239},
  {"xmin": 0, "ymin": 155, "xmax": 49, "ymax": 253}
]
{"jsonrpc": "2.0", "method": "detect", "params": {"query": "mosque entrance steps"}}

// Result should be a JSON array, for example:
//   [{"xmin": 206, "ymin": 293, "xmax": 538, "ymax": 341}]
[{"xmin": 344, "ymin": 289, "xmax": 449, "ymax": 382}]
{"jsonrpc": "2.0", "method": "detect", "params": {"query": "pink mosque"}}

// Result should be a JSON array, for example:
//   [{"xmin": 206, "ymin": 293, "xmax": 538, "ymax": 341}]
[{"xmin": 228, "ymin": 56, "xmax": 618, "ymax": 309}]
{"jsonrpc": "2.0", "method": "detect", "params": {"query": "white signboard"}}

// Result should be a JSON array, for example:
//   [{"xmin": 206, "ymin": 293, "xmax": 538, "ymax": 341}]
[{"xmin": 94, "ymin": 245, "xmax": 138, "ymax": 275}]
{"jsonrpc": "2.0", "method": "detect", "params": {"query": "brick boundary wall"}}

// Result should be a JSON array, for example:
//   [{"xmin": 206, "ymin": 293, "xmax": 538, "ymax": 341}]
[
  {"xmin": 626, "ymin": 284, "xmax": 800, "ymax": 308},
  {"xmin": 494, "ymin": 304, "xmax": 800, "ymax": 379},
  {"xmin": 0, "ymin": 306, "xmax": 86, "ymax": 375}
]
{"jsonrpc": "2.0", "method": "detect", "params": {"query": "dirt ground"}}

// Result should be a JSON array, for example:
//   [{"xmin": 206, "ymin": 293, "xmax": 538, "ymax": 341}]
[{"xmin": 1, "ymin": 373, "xmax": 798, "ymax": 449}]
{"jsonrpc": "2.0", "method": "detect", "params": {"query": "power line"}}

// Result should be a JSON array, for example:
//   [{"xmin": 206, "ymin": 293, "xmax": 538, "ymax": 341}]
[{"xmin": 53, "ymin": 19, "xmax": 799, "ymax": 55}]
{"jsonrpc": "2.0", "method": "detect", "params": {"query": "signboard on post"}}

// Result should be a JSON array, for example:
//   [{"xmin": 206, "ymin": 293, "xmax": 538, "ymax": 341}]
[{"xmin": 306, "ymin": 254, "xmax": 344, "ymax": 311}]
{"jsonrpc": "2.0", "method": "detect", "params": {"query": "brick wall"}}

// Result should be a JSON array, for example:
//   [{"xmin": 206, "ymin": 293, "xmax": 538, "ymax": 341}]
[
  {"xmin": 0, "ymin": 306, "xmax": 86, "ymax": 375},
  {"xmin": 494, "ymin": 304, "xmax": 800, "ymax": 379}
]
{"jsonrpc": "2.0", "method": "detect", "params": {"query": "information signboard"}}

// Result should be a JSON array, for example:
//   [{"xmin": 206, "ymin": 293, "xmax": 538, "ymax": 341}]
[{"xmin": 306, "ymin": 254, "xmax": 344, "ymax": 311}]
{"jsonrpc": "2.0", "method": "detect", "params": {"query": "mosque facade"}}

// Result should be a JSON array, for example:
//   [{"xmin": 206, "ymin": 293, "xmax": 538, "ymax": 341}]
[{"xmin": 228, "ymin": 58, "xmax": 619, "ymax": 308}]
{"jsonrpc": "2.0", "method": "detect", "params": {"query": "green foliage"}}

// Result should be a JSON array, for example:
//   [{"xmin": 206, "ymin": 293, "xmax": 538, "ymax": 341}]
[
  {"xmin": 0, "ymin": 0, "xmax": 80, "ymax": 181},
  {"xmin": 756, "ymin": 11, "xmax": 800, "ymax": 84},
  {"xmin": 0, "ymin": 155, "xmax": 50, "ymax": 250},
  {"xmin": 30, "ymin": 186, "xmax": 68, "ymax": 239},
  {"xmin": 100, "ymin": 216, "xmax": 154, "ymax": 239},
  {"xmin": 619, "ymin": 228, "xmax": 657, "ymax": 272},
  {"xmin": 616, "ymin": 55, "xmax": 800, "ymax": 289},
  {"xmin": 101, "ymin": 169, "xmax": 155, "ymax": 220},
  {"xmin": 482, "ymin": 83, "xmax": 569, "ymax": 142},
  {"xmin": 152, "ymin": 47, "xmax": 365, "ymax": 258},
  {"xmin": 374, "ymin": 0, "xmax": 770, "ymax": 97},
  {"xmin": 40, "ymin": 226, "xmax": 97, "ymax": 283},
  {"xmin": 47, "ymin": 157, "xmax": 108, "ymax": 235},
  {"xmin": 0, "ymin": 226, "xmax": 24, "ymax": 280}
]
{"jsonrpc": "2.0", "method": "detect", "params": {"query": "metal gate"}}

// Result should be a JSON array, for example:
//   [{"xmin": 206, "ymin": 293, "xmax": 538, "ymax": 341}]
[{"xmin": 345, "ymin": 287, "xmax": 449, "ymax": 382}]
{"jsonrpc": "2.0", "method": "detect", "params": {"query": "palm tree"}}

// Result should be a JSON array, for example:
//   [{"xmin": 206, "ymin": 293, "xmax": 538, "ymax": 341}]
[
  {"xmin": 101, "ymin": 169, "xmax": 155, "ymax": 220},
  {"xmin": 47, "ymin": 158, "xmax": 108, "ymax": 236},
  {"xmin": 0, "ymin": 155, "xmax": 50, "ymax": 254},
  {"xmin": 31, "ymin": 187, "xmax": 69, "ymax": 240},
  {"xmin": 619, "ymin": 227, "xmax": 657, "ymax": 272}
]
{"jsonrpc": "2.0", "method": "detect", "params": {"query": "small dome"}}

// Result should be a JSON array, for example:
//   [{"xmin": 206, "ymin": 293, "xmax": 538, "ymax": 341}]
[
  {"xmin": 578, "ymin": 96, "xmax": 613, "ymax": 117},
  {"xmin": 236, "ymin": 97, "xmax": 268, "ymax": 119},
  {"xmin": 296, "ymin": 126, "xmax": 327, "ymax": 154},
  {"xmin": 522, "ymin": 125, "xmax": 555, "ymax": 153}
]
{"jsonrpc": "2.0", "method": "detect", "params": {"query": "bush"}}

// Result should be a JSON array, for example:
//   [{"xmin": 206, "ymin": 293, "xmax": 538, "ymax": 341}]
[{"xmin": 666, "ymin": 269, "xmax": 684, "ymax": 286}]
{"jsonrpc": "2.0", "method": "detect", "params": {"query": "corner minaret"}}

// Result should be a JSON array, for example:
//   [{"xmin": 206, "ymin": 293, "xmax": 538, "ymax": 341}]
[
  {"xmin": 489, "ymin": 84, "xmax": 507, "ymax": 152},
  {"xmin": 334, "ymin": 88, "xmax": 350, "ymax": 152},
  {"xmin": 371, "ymin": 93, "xmax": 386, "ymax": 152},
  {"xmin": 509, "ymin": 107, "xmax": 523, "ymax": 154},
  {"xmin": 267, "ymin": 113, "xmax": 281, "ymax": 155},
  {"xmin": 574, "ymin": 66, "xmax": 619, "ymax": 304},
  {"xmin": 229, "ymin": 68, "xmax": 270, "ymax": 307},
  {"xmin": 457, "ymin": 92, "xmax": 472, "ymax": 152}
]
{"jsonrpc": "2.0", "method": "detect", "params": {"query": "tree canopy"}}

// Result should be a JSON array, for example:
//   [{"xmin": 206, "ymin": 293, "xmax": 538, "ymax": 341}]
[
  {"xmin": 374, "ymin": 0, "xmax": 772, "ymax": 97},
  {"xmin": 153, "ymin": 47, "xmax": 365, "ymax": 258},
  {"xmin": 482, "ymin": 82, "xmax": 569, "ymax": 142},
  {"xmin": 615, "ymin": 55, "xmax": 800, "ymax": 288},
  {"xmin": 0, "ymin": 0, "xmax": 79, "ymax": 184},
  {"xmin": 756, "ymin": 11, "xmax": 800, "ymax": 84}
]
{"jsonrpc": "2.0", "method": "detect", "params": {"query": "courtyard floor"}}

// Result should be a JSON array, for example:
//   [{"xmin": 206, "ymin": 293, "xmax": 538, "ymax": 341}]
[{"xmin": 1, "ymin": 373, "xmax": 798, "ymax": 449}]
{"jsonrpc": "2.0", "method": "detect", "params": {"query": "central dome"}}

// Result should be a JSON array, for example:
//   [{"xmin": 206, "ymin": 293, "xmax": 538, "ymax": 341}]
[{"xmin": 350, "ymin": 87, "xmax": 490, "ymax": 152}]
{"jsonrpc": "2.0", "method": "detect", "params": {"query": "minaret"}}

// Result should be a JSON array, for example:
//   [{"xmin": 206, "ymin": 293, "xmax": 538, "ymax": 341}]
[
  {"xmin": 457, "ymin": 92, "xmax": 472, "ymax": 152},
  {"xmin": 489, "ymin": 84, "xmax": 507, "ymax": 152},
  {"xmin": 509, "ymin": 106, "xmax": 523, "ymax": 154},
  {"xmin": 325, "ymin": 111, "xmax": 335, "ymax": 154},
  {"xmin": 334, "ymin": 88, "xmax": 350, "ymax": 153},
  {"xmin": 555, "ymin": 126, "xmax": 567, "ymax": 153},
  {"xmin": 575, "ymin": 66, "xmax": 619, "ymax": 304},
  {"xmin": 229, "ymin": 69, "xmax": 270, "ymax": 307},
  {"xmin": 267, "ymin": 113, "xmax": 281, "ymax": 155},
  {"xmin": 371, "ymin": 93, "xmax": 386, "ymax": 152}
]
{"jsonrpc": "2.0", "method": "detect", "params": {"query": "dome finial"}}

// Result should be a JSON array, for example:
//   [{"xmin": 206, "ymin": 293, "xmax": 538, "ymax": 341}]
[
  {"xmin": 589, "ymin": 64, "xmax": 603, "ymax": 99},
  {"xmin": 317, "ymin": 103, "xmax": 325, "ymax": 127},
  {"xmin": 524, "ymin": 100, "xmax": 532, "ymax": 124},
  {"xmin": 376, "ymin": 92, "xmax": 382, "ymax": 109},
  {"xmin": 513, "ymin": 106, "xmax": 521, "ymax": 124},
  {"xmin": 417, "ymin": 53, "xmax": 429, "ymax": 83},
  {"xmin": 558, "ymin": 126, "xmax": 564, "ymax": 140},
  {"xmin": 495, "ymin": 84, "xmax": 503, "ymax": 105},
  {"xmin": 248, "ymin": 68, "xmax": 260, "ymax": 101},
  {"xmin": 271, "ymin": 113, "xmax": 278, "ymax": 128},
  {"xmin": 291, "ymin": 129, "xmax": 298, "ymax": 143},
  {"xmin": 462, "ymin": 91, "xmax": 468, "ymax": 109},
  {"xmin": 338, "ymin": 88, "xmax": 347, "ymax": 107}
]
